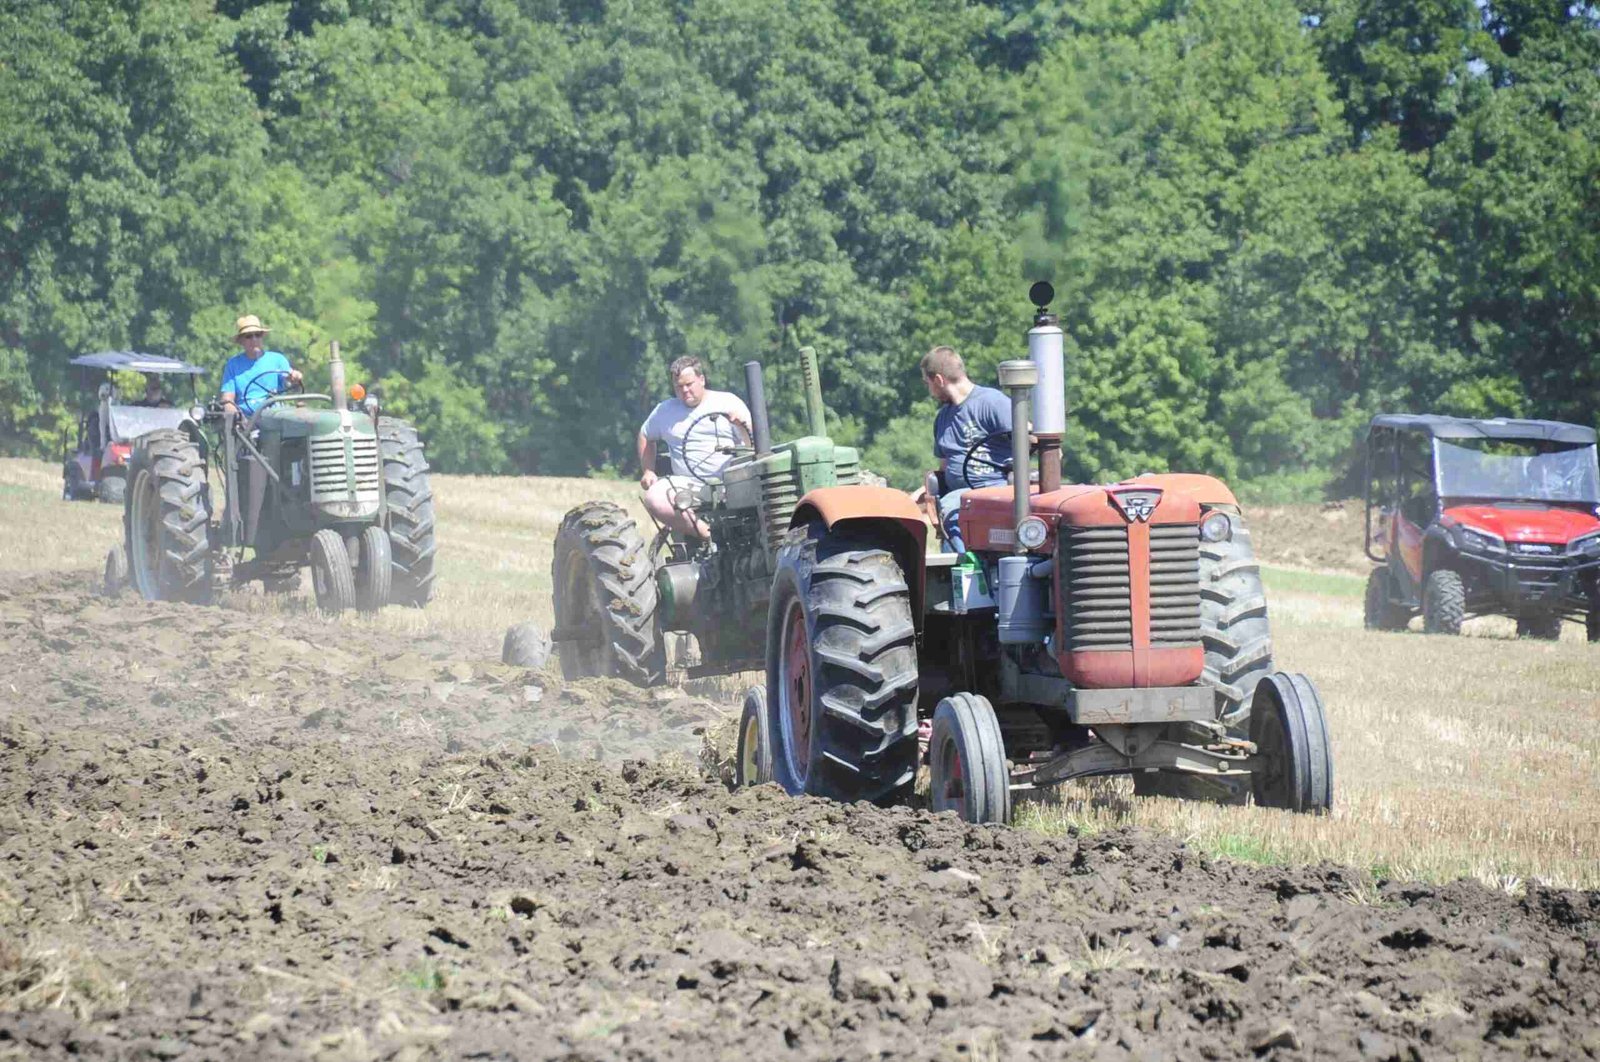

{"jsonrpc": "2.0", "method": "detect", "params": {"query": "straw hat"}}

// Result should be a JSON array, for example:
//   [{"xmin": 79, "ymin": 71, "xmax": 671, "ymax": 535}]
[{"xmin": 232, "ymin": 314, "xmax": 270, "ymax": 342}]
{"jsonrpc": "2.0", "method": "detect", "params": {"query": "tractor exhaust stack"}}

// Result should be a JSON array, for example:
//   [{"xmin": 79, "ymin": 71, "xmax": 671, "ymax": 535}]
[
  {"xmin": 799, "ymin": 346, "xmax": 828, "ymax": 438},
  {"xmin": 744, "ymin": 361, "xmax": 773, "ymax": 457},
  {"xmin": 1027, "ymin": 282, "xmax": 1064, "ymax": 494},
  {"xmin": 997, "ymin": 359, "xmax": 1038, "ymax": 554},
  {"xmin": 330, "ymin": 341, "xmax": 347, "ymax": 412}
]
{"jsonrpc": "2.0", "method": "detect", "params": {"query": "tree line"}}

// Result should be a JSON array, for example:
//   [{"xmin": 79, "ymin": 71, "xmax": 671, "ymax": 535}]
[{"xmin": 3, "ymin": 0, "xmax": 1597, "ymax": 497}]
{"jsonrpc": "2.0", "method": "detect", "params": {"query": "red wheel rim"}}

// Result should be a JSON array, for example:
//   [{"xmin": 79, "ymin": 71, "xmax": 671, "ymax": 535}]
[{"xmin": 781, "ymin": 598, "xmax": 813, "ymax": 782}]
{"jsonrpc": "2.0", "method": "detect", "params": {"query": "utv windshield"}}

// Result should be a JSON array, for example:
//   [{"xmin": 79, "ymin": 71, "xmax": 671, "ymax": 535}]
[
  {"xmin": 1435, "ymin": 439, "xmax": 1600, "ymax": 504},
  {"xmin": 105, "ymin": 405, "xmax": 189, "ymax": 443}
]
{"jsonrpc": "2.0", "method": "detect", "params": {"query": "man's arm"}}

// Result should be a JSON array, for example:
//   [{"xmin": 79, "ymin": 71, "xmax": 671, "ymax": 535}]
[{"xmin": 637, "ymin": 431, "xmax": 656, "ymax": 489}]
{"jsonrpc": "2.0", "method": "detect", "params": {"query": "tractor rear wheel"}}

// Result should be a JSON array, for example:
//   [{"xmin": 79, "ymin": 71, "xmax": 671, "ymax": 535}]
[
  {"xmin": 1199, "ymin": 519, "xmax": 1273, "ymax": 731},
  {"xmin": 310, "ymin": 529, "xmax": 355, "ymax": 612},
  {"xmin": 928, "ymin": 693, "xmax": 1011, "ymax": 824},
  {"xmin": 552, "ymin": 501, "xmax": 665, "ymax": 687},
  {"xmin": 378, "ymin": 418, "xmax": 437, "ymax": 607},
  {"xmin": 355, "ymin": 525, "xmax": 392, "ymax": 612},
  {"xmin": 1249, "ymin": 672, "xmax": 1333, "ymax": 814},
  {"xmin": 125, "ymin": 430, "xmax": 212, "ymax": 604},
  {"xmin": 1422, "ymin": 569, "xmax": 1465, "ymax": 634},
  {"xmin": 765, "ymin": 529, "xmax": 919, "ymax": 805},
  {"xmin": 1516, "ymin": 613, "xmax": 1563, "ymax": 640},
  {"xmin": 736, "ymin": 685, "xmax": 773, "ymax": 787},
  {"xmin": 1363, "ymin": 567, "xmax": 1409, "ymax": 631}
]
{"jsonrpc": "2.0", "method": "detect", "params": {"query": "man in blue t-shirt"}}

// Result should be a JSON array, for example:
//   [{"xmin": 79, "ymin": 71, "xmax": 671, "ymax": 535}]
[
  {"xmin": 221, "ymin": 314, "xmax": 301, "ymax": 418},
  {"xmin": 921, "ymin": 345, "xmax": 1012, "ymax": 553}
]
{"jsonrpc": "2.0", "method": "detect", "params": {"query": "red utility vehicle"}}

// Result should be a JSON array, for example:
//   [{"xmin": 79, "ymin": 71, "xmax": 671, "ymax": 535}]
[
  {"xmin": 1363, "ymin": 415, "xmax": 1600, "ymax": 641},
  {"xmin": 62, "ymin": 352, "xmax": 205, "ymax": 505}
]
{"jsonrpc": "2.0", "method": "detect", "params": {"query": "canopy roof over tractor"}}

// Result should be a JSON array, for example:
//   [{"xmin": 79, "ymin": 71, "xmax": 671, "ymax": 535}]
[
  {"xmin": 1369, "ymin": 414, "xmax": 1596, "ymax": 446},
  {"xmin": 70, "ymin": 351, "xmax": 207, "ymax": 375}
]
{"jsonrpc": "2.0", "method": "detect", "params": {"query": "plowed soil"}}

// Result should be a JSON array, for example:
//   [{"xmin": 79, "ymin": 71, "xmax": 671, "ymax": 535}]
[{"xmin": 3, "ymin": 571, "xmax": 1599, "ymax": 1061}]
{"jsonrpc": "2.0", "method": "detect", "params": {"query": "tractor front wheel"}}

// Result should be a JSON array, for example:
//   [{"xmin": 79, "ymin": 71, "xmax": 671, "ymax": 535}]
[
  {"xmin": 310, "ymin": 529, "xmax": 355, "ymax": 613},
  {"xmin": 765, "ymin": 529, "xmax": 919, "ymax": 805},
  {"xmin": 1422, "ymin": 569, "xmax": 1465, "ymax": 635},
  {"xmin": 1249, "ymin": 672, "xmax": 1333, "ymax": 814},
  {"xmin": 103, "ymin": 544, "xmax": 127, "ymax": 597},
  {"xmin": 928, "ymin": 693, "xmax": 1011, "ymax": 824},
  {"xmin": 355, "ymin": 525, "xmax": 392, "ymax": 612},
  {"xmin": 502, "ymin": 621, "xmax": 552, "ymax": 669},
  {"xmin": 736, "ymin": 685, "xmax": 772, "ymax": 787},
  {"xmin": 552, "ymin": 501, "xmax": 665, "ymax": 686},
  {"xmin": 125, "ymin": 430, "xmax": 212, "ymax": 604}
]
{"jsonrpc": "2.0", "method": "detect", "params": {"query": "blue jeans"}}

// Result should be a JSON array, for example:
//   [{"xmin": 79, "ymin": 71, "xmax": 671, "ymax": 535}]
[{"xmin": 938, "ymin": 488, "xmax": 968, "ymax": 554}]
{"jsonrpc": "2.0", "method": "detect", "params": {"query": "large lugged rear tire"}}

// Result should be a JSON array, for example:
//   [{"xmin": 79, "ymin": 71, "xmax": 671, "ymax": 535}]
[
  {"xmin": 1199, "ymin": 519, "xmax": 1273, "ymax": 731},
  {"xmin": 552, "ymin": 501, "xmax": 665, "ymax": 687},
  {"xmin": 765, "ymin": 530, "xmax": 920, "ymax": 805},
  {"xmin": 1422, "ymin": 569, "xmax": 1464, "ymax": 635},
  {"xmin": 378, "ymin": 417, "xmax": 437, "ymax": 608},
  {"xmin": 124, "ymin": 430, "xmax": 212, "ymax": 604}
]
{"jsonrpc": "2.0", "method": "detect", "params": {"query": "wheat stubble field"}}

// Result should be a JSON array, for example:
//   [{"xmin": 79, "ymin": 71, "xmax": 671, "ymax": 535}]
[{"xmin": 2, "ymin": 457, "xmax": 1597, "ymax": 890}]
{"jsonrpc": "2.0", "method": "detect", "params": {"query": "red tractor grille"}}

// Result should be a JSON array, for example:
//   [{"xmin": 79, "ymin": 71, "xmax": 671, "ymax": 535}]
[
  {"xmin": 1060, "ymin": 523, "xmax": 1202, "ymax": 653},
  {"xmin": 1148, "ymin": 523, "xmax": 1202, "ymax": 646},
  {"xmin": 1061, "ymin": 525, "xmax": 1132, "ymax": 651}
]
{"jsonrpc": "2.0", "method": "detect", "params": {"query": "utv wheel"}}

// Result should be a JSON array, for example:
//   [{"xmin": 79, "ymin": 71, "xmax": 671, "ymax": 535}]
[
  {"xmin": 502, "ymin": 621, "xmax": 552, "ymax": 669},
  {"xmin": 98, "ymin": 471, "xmax": 126, "ymax": 506},
  {"xmin": 1249, "ymin": 672, "xmax": 1333, "ymax": 814},
  {"xmin": 1199, "ymin": 520, "xmax": 1273, "ymax": 731},
  {"xmin": 378, "ymin": 418, "xmax": 437, "ymax": 607},
  {"xmin": 552, "ymin": 501, "xmax": 665, "ymax": 686},
  {"xmin": 64, "ymin": 462, "xmax": 88, "ymax": 501},
  {"xmin": 310, "ymin": 529, "xmax": 355, "ymax": 613},
  {"xmin": 1515, "ymin": 613, "xmax": 1563, "ymax": 641},
  {"xmin": 766, "ymin": 530, "xmax": 919, "ymax": 804},
  {"xmin": 1588, "ymin": 609, "xmax": 1600, "ymax": 644},
  {"xmin": 355, "ymin": 525, "xmax": 392, "ymax": 612},
  {"xmin": 103, "ymin": 544, "xmax": 127, "ymax": 596},
  {"xmin": 1363, "ymin": 567, "xmax": 1408, "ymax": 631},
  {"xmin": 125, "ymin": 430, "xmax": 213, "ymax": 604},
  {"xmin": 736, "ymin": 685, "xmax": 773, "ymax": 787},
  {"xmin": 929, "ymin": 693, "xmax": 1011, "ymax": 824},
  {"xmin": 1422, "ymin": 569, "xmax": 1465, "ymax": 635}
]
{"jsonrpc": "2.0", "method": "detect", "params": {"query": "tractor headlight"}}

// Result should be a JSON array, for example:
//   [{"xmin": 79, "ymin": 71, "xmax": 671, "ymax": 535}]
[
  {"xmin": 1200, "ymin": 511, "xmax": 1233, "ymax": 543},
  {"xmin": 1459, "ymin": 528, "xmax": 1505, "ymax": 554},
  {"xmin": 1571, "ymin": 532, "xmax": 1600, "ymax": 556},
  {"xmin": 188, "ymin": 404, "xmax": 205, "ymax": 424},
  {"xmin": 1017, "ymin": 517, "xmax": 1049, "ymax": 550}
]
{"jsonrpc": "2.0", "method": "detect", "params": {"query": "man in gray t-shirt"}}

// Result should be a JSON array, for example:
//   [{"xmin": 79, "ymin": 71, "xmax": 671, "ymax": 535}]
[
  {"xmin": 921, "ymin": 345, "xmax": 1012, "ymax": 553},
  {"xmin": 637, "ymin": 355, "xmax": 752, "ymax": 541}
]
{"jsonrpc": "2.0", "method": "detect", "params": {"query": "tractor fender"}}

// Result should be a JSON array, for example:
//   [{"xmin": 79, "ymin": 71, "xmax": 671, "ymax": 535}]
[
  {"xmin": 791, "ymin": 486, "xmax": 929, "ymax": 628},
  {"xmin": 1123, "ymin": 472, "xmax": 1239, "ymax": 510}
]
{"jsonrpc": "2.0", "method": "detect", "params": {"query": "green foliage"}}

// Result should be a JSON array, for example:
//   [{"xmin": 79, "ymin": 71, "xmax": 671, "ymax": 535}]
[{"xmin": 2, "ymin": 0, "xmax": 1596, "ymax": 497}]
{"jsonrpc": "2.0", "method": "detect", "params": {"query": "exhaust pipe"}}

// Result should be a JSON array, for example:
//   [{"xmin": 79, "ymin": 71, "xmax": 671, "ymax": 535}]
[
  {"xmin": 1027, "ymin": 282, "xmax": 1064, "ymax": 493},
  {"xmin": 330, "ymin": 340, "xmax": 347, "ymax": 412},
  {"xmin": 799, "ymin": 345, "xmax": 827, "ymax": 438},
  {"xmin": 744, "ymin": 361, "xmax": 772, "ymax": 457},
  {"xmin": 997, "ymin": 359, "xmax": 1038, "ymax": 555}
]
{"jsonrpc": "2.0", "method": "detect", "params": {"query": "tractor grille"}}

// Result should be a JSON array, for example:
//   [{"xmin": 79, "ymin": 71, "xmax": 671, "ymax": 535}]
[
  {"xmin": 1059, "ymin": 523, "xmax": 1202, "ymax": 651},
  {"xmin": 1061, "ymin": 526, "xmax": 1132, "ymax": 651},
  {"xmin": 1148, "ymin": 523, "xmax": 1202, "ymax": 646},
  {"xmin": 761, "ymin": 472, "xmax": 801, "ymax": 554},
  {"xmin": 835, "ymin": 454, "xmax": 860, "ymax": 485},
  {"xmin": 309, "ymin": 432, "xmax": 381, "ymax": 508}
]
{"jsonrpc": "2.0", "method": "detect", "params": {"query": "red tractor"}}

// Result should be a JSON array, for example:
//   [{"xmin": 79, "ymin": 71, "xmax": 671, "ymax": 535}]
[
  {"xmin": 738, "ymin": 283, "xmax": 1332, "ymax": 822},
  {"xmin": 1363, "ymin": 415, "xmax": 1600, "ymax": 640}
]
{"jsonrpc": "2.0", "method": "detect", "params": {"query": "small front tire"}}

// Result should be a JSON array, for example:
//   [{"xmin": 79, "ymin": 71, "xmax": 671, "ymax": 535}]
[
  {"xmin": 355, "ymin": 525, "xmax": 392, "ymax": 612},
  {"xmin": 1422, "ymin": 569, "xmax": 1465, "ymax": 635},
  {"xmin": 1249, "ymin": 672, "xmax": 1333, "ymax": 814},
  {"xmin": 310, "ymin": 529, "xmax": 355, "ymax": 613},
  {"xmin": 103, "ymin": 544, "xmax": 127, "ymax": 597},
  {"xmin": 736, "ymin": 686, "xmax": 773, "ymax": 787},
  {"xmin": 928, "ymin": 692, "xmax": 1011, "ymax": 824},
  {"xmin": 502, "ymin": 621, "xmax": 553, "ymax": 669}
]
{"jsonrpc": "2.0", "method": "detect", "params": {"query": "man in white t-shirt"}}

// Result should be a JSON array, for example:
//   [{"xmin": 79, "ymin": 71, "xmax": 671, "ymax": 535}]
[{"xmin": 637, "ymin": 356, "xmax": 753, "ymax": 541}]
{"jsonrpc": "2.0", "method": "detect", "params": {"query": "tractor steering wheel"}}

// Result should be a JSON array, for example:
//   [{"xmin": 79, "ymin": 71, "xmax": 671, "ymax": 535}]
[
  {"xmin": 237, "ymin": 370, "xmax": 300, "ymax": 413},
  {"xmin": 960, "ymin": 431, "xmax": 1015, "ymax": 491},
  {"xmin": 682, "ymin": 409, "xmax": 753, "ymax": 483}
]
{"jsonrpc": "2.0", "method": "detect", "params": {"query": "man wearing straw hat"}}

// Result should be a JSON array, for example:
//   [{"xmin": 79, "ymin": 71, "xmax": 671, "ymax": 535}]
[
  {"xmin": 221, "ymin": 314, "xmax": 301, "ymax": 418},
  {"xmin": 220, "ymin": 313, "xmax": 301, "ymax": 547}
]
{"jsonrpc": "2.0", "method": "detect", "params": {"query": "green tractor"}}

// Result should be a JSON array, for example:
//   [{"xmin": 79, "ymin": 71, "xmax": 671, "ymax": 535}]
[
  {"xmin": 118, "ymin": 343, "xmax": 437, "ymax": 611},
  {"xmin": 541, "ymin": 345, "xmax": 871, "ymax": 686}
]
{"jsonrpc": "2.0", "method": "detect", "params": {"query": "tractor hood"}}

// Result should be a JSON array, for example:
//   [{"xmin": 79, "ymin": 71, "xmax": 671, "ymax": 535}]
[
  {"xmin": 256, "ymin": 404, "xmax": 376, "ymax": 441},
  {"xmin": 1442, "ymin": 504, "xmax": 1600, "ymax": 545}
]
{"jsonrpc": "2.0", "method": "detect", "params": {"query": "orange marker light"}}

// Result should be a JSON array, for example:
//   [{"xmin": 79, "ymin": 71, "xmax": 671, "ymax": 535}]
[{"xmin": 349, "ymin": 383, "xmax": 366, "ymax": 402}]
